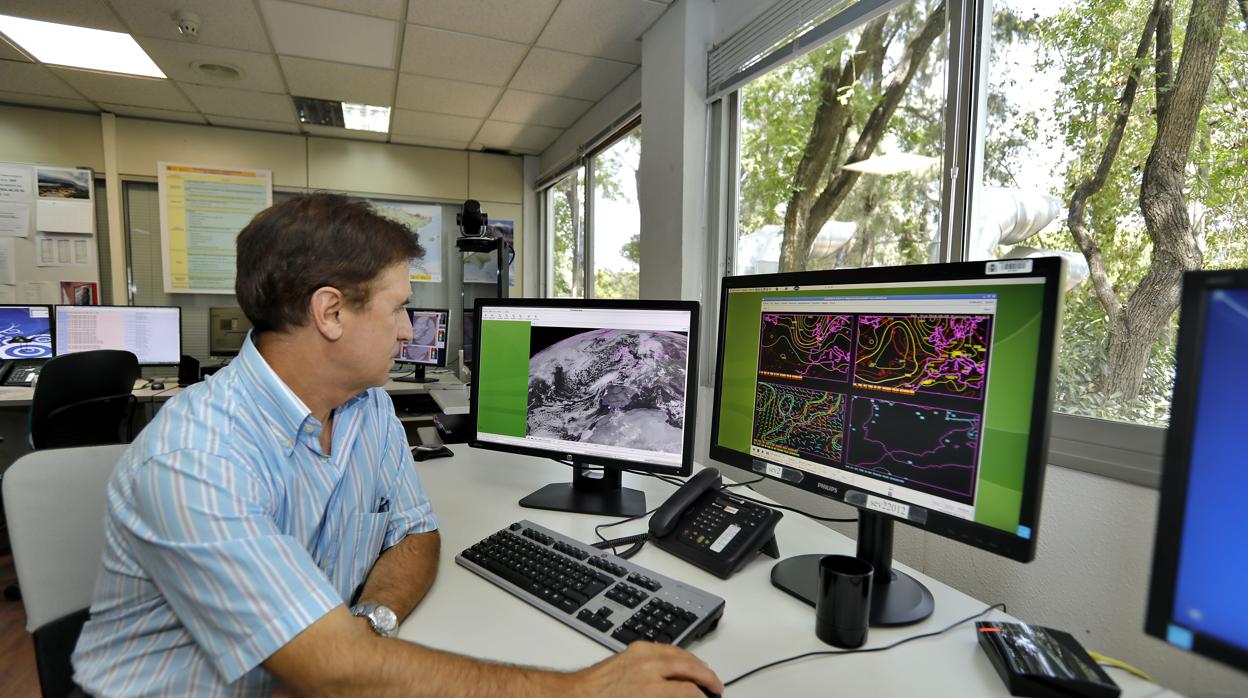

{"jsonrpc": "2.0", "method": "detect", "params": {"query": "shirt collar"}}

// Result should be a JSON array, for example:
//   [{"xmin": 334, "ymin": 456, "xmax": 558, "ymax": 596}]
[{"xmin": 234, "ymin": 332, "xmax": 370, "ymax": 456}]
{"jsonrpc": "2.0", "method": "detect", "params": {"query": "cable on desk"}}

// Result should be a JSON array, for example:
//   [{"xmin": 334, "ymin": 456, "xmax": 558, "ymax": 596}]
[
  {"xmin": 592, "ymin": 507, "xmax": 657, "ymax": 556},
  {"xmin": 724, "ymin": 476, "xmax": 766, "ymax": 488},
  {"xmin": 1091, "ymin": 653, "xmax": 1153, "ymax": 682},
  {"xmin": 722, "ymin": 602, "xmax": 1007, "ymax": 689}
]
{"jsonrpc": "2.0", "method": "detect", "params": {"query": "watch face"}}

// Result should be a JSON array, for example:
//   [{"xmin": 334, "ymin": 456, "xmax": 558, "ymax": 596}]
[{"xmin": 369, "ymin": 605, "xmax": 398, "ymax": 637}]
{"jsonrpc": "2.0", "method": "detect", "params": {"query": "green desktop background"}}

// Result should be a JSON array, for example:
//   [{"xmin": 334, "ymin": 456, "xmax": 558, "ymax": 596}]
[
  {"xmin": 716, "ymin": 283, "xmax": 1046, "ymax": 533},
  {"xmin": 476, "ymin": 320, "xmax": 530, "ymax": 438}
]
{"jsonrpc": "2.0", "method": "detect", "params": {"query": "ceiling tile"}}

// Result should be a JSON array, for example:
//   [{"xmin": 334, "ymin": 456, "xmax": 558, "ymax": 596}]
[
  {"xmin": 135, "ymin": 38, "xmax": 286, "ymax": 93},
  {"xmin": 285, "ymin": 0, "xmax": 404, "ymax": 20},
  {"xmin": 110, "ymin": 0, "xmax": 273, "ymax": 52},
  {"xmin": 405, "ymin": 0, "xmax": 558, "ymax": 44},
  {"xmin": 181, "ymin": 83, "xmax": 296, "ymax": 121},
  {"xmin": 261, "ymin": 0, "xmax": 396, "ymax": 69},
  {"xmin": 474, "ymin": 120, "xmax": 561, "ymax": 155},
  {"xmin": 98, "ymin": 103, "xmax": 206, "ymax": 123},
  {"xmin": 490, "ymin": 90, "xmax": 592, "ymax": 129},
  {"xmin": 279, "ymin": 56, "xmax": 393, "ymax": 105},
  {"xmin": 303, "ymin": 124, "xmax": 388, "ymax": 141},
  {"xmin": 510, "ymin": 48, "xmax": 635, "ymax": 102},
  {"xmin": 51, "ymin": 68, "xmax": 195, "ymax": 110},
  {"xmin": 399, "ymin": 26, "xmax": 526, "ymax": 87},
  {"xmin": 394, "ymin": 73, "xmax": 498, "ymax": 118},
  {"xmin": 537, "ymin": 0, "xmax": 662, "ymax": 63},
  {"xmin": 206, "ymin": 114, "xmax": 302, "ymax": 134},
  {"xmin": 0, "ymin": 60, "xmax": 86, "ymax": 99},
  {"xmin": 0, "ymin": 0, "xmax": 127, "ymax": 31},
  {"xmin": 0, "ymin": 37, "xmax": 31, "ymax": 62},
  {"xmin": 391, "ymin": 110, "xmax": 480, "ymax": 141},
  {"xmin": 0, "ymin": 90, "xmax": 96, "ymax": 112},
  {"xmin": 390, "ymin": 133, "xmax": 470, "ymax": 150}
]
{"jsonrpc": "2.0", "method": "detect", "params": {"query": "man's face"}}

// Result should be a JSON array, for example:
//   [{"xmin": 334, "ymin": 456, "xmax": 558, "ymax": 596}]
[{"xmin": 338, "ymin": 260, "xmax": 413, "ymax": 389}]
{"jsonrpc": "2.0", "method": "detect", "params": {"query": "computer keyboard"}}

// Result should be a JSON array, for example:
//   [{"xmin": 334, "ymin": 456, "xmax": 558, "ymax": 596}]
[{"xmin": 457, "ymin": 520, "xmax": 725, "ymax": 651}]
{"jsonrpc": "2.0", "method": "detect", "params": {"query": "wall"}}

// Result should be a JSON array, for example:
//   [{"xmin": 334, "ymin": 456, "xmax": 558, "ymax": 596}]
[{"xmin": 538, "ymin": 70, "xmax": 641, "ymax": 182}]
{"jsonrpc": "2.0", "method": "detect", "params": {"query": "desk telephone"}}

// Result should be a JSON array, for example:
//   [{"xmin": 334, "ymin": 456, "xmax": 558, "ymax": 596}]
[
  {"xmin": 0, "ymin": 360, "xmax": 44, "ymax": 386},
  {"xmin": 650, "ymin": 468, "xmax": 782, "ymax": 579}
]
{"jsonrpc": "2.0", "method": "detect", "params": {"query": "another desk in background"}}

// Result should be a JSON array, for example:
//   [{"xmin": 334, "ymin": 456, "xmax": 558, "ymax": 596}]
[{"xmin": 405, "ymin": 449, "xmax": 1174, "ymax": 698}]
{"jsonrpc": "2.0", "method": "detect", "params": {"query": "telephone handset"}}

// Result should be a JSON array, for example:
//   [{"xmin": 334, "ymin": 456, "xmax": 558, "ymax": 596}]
[{"xmin": 650, "ymin": 467, "xmax": 782, "ymax": 579}]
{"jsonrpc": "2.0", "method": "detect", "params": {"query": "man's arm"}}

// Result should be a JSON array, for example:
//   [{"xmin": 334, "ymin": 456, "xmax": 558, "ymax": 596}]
[
  {"xmin": 355, "ymin": 530, "xmax": 440, "ymax": 620},
  {"xmin": 263, "ymin": 606, "xmax": 723, "ymax": 698}
]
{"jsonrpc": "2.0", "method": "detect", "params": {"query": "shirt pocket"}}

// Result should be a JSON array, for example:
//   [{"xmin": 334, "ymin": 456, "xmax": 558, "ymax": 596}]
[{"xmin": 338, "ymin": 512, "xmax": 391, "ymax": 601}]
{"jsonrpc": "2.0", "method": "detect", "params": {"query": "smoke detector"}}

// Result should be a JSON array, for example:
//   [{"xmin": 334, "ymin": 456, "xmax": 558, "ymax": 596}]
[{"xmin": 173, "ymin": 10, "xmax": 201, "ymax": 40}]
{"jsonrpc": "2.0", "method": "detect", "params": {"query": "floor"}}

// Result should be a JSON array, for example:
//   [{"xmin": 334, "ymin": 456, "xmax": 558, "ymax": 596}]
[{"xmin": 0, "ymin": 554, "xmax": 39, "ymax": 698}]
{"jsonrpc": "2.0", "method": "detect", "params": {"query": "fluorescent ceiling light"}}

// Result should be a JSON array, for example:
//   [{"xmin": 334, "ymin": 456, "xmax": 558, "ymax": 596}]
[
  {"xmin": 841, "ymin": 153, "xmax": 939, "ymax": 176},
  {"xmin": 0, "ymin": 14, "xmax": 165, "ymax": 78},
  {"xmin": 342, "ymin": 103, "xmax": 391, "ymax": 133}
]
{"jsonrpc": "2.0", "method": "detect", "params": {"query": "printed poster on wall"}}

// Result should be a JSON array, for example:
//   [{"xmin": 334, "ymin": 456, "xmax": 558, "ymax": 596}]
[
  {"xmin": 159, "ymin": 162, "xmax": 272, "ymax": 294},
  {"xmin": 371, "ymin": 201, "xmax": 442, "ymax": 283},
  {"xmin": 35, "ymin": 166, "xmax": 94, "ymax": 235},
  {"xmin": 463, "ymin": 219, "xmax": 515, "ymax": 286}
]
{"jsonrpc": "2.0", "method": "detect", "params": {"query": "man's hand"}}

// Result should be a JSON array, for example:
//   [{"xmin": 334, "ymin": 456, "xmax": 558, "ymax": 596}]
[{"xmin": 569, "ymin": 642, "xmax": 724, "ymax": 697}]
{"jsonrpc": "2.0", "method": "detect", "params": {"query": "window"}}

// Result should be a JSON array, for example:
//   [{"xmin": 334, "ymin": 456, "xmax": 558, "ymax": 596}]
[
  {"xmin": 542, "ymin": 123, "xmax": 642, "ymax": 299},
  {"xmin": 726, "ymin": 0, "xmax": 1248, "ymax": 432}
]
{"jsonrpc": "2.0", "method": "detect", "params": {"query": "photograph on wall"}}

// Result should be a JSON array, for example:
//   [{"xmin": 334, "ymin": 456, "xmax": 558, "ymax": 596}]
[
  {"xmin": 34, "ymin": 165, "xmax": 94, "ymax": 235},
  {"xmin": 464, "ymin": 219, "xmax": 515, "ymax": 286},
  {"xmin": 59, "ymin": 281, "xmax": 99, "ymax": 306},
  {"xmin": 371, "ymin": 201, "xmax": 442, "ymax": 283}
]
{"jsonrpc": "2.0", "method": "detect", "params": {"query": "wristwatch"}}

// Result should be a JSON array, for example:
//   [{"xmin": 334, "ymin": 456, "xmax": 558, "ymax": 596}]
[{"xmin": 350, "ymin": 603, "xmax": 398, "ymax": 638}]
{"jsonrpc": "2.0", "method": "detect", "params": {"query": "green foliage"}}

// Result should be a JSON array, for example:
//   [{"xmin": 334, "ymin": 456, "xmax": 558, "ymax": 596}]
[{"xmin": 594, "ymin": 269, "xmax": 639, "ymax": 299}]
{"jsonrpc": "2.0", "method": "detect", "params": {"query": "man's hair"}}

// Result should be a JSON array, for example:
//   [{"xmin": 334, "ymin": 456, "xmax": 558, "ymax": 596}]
[{"xmin": 235, "ymin": 192, "xmax": 423, "ymax": 334}]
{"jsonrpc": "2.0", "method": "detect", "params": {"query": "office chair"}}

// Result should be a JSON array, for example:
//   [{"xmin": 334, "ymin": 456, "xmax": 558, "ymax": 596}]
[
  {"xmin": 3, "ymin": 350, "xmax": 138, "ymax": 603},
  {"xmin": 2, "ymin": 444, "xmax": 128, "ymax": 698},
  {"xmin": 28, "ymin": 350, "xmax": 140, "ymax": 450}
]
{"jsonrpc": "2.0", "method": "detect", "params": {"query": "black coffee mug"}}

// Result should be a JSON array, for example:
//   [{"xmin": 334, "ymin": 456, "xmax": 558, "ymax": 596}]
[{"xmin": 815, "ymin": 554, "xmax": 873, "ymax": 648}]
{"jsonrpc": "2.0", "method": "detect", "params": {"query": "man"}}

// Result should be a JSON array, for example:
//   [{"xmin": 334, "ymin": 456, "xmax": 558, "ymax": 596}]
[{"xmin": 72, "ymin": 194, "xmax": 722, "ymax": 697}]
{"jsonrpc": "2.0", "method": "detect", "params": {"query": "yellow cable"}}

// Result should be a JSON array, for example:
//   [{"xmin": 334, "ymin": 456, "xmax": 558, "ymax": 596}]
[{"xmin": 1088, "ymin": 651, "xmax": 1154, "ymax": 683}]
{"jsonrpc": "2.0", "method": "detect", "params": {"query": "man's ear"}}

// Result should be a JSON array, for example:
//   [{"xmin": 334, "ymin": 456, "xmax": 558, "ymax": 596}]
[{"xmin": 309, "ymin": 286, "xmax": 345, "ymax": 341}]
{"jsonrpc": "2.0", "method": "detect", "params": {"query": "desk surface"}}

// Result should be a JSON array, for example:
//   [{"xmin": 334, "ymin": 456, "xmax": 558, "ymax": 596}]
[{"xmin": 403, "ymin": 449, "xmax": 1172, "ymax": 697}]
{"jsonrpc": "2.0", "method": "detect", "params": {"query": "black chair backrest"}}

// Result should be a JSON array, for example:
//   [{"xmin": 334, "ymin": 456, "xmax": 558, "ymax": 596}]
[{"xmin": 30, "ymin": 350, "xmax": 140, "ymax": 450}]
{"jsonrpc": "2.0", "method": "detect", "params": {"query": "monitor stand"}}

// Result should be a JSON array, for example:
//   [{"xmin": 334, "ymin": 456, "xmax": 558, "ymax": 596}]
[
  {"xmin": 393, "ymin": 365, "xmax": 438, "ymax": 383},
  {"xmin": 770, "ymin": 510, "xmax": 934, "ymax": 626},
  {"xmin": 519, "ymin": 462, "xmax": 647, "ymax": 517}
]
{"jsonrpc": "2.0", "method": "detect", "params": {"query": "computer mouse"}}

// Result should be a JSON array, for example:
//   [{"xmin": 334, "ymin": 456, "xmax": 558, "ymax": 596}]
[{"xmin": 149, "ymin": 380, "xmax": 165, "ymax": 390}]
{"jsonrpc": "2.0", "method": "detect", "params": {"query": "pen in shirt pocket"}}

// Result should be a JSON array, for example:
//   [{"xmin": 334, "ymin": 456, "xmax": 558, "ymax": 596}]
[{"xmin": 376, "ymin": 497, "xmax": 390, "ymax": 513}]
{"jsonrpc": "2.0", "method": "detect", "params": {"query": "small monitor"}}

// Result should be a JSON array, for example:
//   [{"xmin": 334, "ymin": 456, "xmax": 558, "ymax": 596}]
[
  {"xmin": 55, "ymin": 305, "xmax": 182, "ymax": 366},
  {"xmin": 709, "ymin": 259, "xmax": 1063, "ymax": 626},
  {"xmin": 208, "ymin": 307, "xmax": 252, "ymax": 357},
  {"xmin": 462, "ymin": 308, "xmax": 476, "ymax": 366},
  {"xmin": 1145, "ymin": 269, "xmax": 1248, "ymax": 672},
  {"xmin": 0, "ymin": 305, "xmax": 54, "ymax": 360},
  {"xmin": 470, "ymin": 299, "xmax": 699, "ymax": 516},
  {"xmin": 394, "ymin": 308, "xmax": 448, "ymax": 383}
]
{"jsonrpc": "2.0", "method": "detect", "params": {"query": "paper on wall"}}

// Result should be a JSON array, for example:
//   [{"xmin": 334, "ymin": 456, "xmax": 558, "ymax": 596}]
[
  {"xmin": 36, "ymin": 232, "xmax": 92, "ymax": 267},
  {"xmin": 0, "ymin": 203, "xmax": 30, "ymax": 237},
  {"xmin": 0, "ymin": 238, "xmax": 15, "ymax": 284},
  {"xmin": 19, "ymin": 281, "xmax": 51, "ymax": 304},
  {"xmin": 0, "ymin": 163, "xmax": 35, "ymax": 237},
  {"xmin": 0, "ymin": 286, "xmax": 14, "ymax": 303},
  {"xmin": 35, "ymin": 166, "xmax": 94, "ymax": 235}
]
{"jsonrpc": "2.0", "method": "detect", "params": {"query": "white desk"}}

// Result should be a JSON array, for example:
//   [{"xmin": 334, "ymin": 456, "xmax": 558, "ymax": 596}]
[
  {"xmin": 428, "ymin": 385, "xmax": 470, "ymax": 415},
  {"xmin": 403, "ymin": 449, "xmax": 1172, "ymax": 697}
]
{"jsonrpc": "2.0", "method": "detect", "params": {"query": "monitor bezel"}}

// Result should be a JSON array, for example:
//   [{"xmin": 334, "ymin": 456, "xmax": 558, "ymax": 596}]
[
  {"xmin": 54, "ymin": 304, "xmax": 183, "ymax": 366},
  {"xmin": 469, "ymin": 297, "xmax": 700, "ymax": 478},
  {"xmin": 1144, "ymin": 269, "xmax": 1248, "ymax": 671},
  {"xmin": 707, "ymin": 258, "xmax": 1064, "ymax": 563},
  {"xmin": 0, "ymin": 303, "xmax": 56, "ymax": 362},
  {"xmin": 396, "ymin": 307, "xmax": 450, "ymax": 367},
  {"xmin": 207, "ymin": 306, "xmax": 252, "ymax": 358}
]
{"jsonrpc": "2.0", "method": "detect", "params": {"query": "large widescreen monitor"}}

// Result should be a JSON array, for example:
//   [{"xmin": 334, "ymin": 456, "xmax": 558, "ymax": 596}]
[
  {"xmin": 395, "ymin": 308, "xmax": 448, "ymax": 383},
  {"xmin": 709, "ymin": 258, "xmax": 1063, "ymax": 626},
  {"xmin": 0, "ymin": 304, "xmax": 54, "ymax": 360},
  {"xmin": 55, "ymin": 305, "xmax": 182, "ymax": 366},
  {"xmin": 209, "ymin": 307, "xmax": 252, "ymax": 357},
  {"xmin": 1145, "ymin": 269, "xmax": 1248, "ymax": 672},
  {"xmin": 470, "ymin": 299, "xmax": 699, "ymax": 516}
]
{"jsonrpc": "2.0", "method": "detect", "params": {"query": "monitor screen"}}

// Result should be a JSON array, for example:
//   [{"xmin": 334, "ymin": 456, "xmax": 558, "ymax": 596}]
[
  {"xmin": 55, "ymin": 305, "xmax": 182, "ymax": 366},
  {"xmin": 1146, "ymin": 270, "xmax": 1248, "ymax": 671},
  {"xmin": 709, "ymin": 259, "xmax": 1062, "ymax": 624},
  {"xmin": 397, "ymin": 308, "xmax": 448, "ymax": 366},
  {"xmin": 0, "ymin": 305, "xmax": 53, "ymax": 360},
  {"xmin": 470, "ymin": 299, "xmax": 700, "ymax": 516},
  {"xmin": 209, "ymin": 307, "xmax": 252, "ymax": 357}
]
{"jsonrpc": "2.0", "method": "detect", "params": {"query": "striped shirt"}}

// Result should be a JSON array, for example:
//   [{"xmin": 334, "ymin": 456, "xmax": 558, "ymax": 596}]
[{"xmin": 72, "ymin": 335, "xmax": 439, "ymax": 697}]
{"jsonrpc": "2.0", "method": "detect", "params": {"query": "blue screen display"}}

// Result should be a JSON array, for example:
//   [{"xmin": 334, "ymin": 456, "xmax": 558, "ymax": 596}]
[
  {"xmin": 1172, "ymin": 288, "xmax": 1248, "ymax": 649},
  {"xmin": 0, "ymin": 306, "xmax": 52, "ymax": 359}
]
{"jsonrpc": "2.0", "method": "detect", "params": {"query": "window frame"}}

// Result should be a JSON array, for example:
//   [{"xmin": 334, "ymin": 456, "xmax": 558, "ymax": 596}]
[{"xmin": 713, "ymin": 0, "xmax": 1167, "ymax": 489}]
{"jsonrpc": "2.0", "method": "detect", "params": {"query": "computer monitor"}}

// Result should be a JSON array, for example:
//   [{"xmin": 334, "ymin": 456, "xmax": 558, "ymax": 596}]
[
  {"xmin": 1145, "ymin": 269, "xmax": 1248, "ymax": 672},
  {"xmin": 470, "ymin": 299, "xmax": 700, "ymax": 516},
  {"xmin": 395, "ymin": 308, "xmax": 448, "ymax": 383},
  {"xmin": 55, "ymin": 305, "xmax": 182, "ymax": 366},
  {"xmin": 462, "ymin": 308, "xmax": 475, "ymax": 367},
  {"xmin": 0, "ymin": 305, "xmax": 54, "ymax": 360},
  {"xmin": 709, "ymin": 258, "xmax": 1063, "ymax": 626},
  {"xmin": 208, "ymin": 307, "xmax": 252, "ymax": 357}
]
